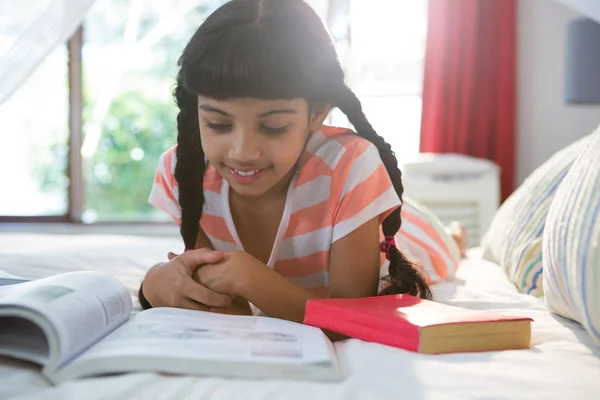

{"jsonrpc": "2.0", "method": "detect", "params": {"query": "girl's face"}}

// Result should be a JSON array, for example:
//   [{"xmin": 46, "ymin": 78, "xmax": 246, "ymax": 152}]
[{"xmin": 198, "ymin": 96, "xmax": 330, "ymax": 198}]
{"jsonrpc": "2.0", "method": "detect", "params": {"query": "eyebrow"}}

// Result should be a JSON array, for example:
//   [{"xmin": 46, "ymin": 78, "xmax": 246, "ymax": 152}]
[
  {"xmin": 198, "ymin": 104, "xmax": 297, "ymax": 118},
  {"xmin": 258, "ymin": 109, "xmax": 297, "ymax": 118}
]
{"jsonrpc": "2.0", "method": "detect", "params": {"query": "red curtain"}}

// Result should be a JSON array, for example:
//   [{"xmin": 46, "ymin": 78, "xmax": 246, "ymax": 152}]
[{"xmin": 420, "ymin": 0, "xmax": 517, "ymax": 200}]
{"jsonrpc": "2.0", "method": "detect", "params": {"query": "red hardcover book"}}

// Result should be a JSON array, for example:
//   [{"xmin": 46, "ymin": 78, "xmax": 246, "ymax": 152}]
[{"xmin": 304, "ymin": 295, "xmax": 532, "ymax": 354}]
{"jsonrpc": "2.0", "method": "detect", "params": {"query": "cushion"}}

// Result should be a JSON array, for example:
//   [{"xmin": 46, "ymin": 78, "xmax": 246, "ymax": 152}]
[
  {"xmin": 395, "ymin": 197, "xmax": 462, "ymax": 284},
  {"xmin": 543, "ymin": 124, "xmax": 600, "ymax": 345},
  {"xmin": 481, "ymin": 133, "xmax": 592, "ymax": 296}
]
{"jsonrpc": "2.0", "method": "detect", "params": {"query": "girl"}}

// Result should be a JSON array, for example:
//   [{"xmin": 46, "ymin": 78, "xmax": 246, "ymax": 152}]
[{"xmin": 139, "ymin": 0, "xmax": 431, "ymax": 322}]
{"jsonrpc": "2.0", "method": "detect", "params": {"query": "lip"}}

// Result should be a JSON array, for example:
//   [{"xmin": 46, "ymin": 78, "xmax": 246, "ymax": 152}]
[{"xmin": 226, "ymin": 166, "xmax": 269, "ymax": 184}]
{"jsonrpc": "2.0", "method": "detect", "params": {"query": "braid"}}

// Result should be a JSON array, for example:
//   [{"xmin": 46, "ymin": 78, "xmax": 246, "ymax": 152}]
[
  {"xmin": 174, "ymin": 83, "xmax": 206, "ymax": 249},
  {"xmin": 139, "ymin": 82, "xmax": 203, "ymax": 310},
  {"xmin": 335, "ymin": 86, "xmax": 432, "ymax": 300}
]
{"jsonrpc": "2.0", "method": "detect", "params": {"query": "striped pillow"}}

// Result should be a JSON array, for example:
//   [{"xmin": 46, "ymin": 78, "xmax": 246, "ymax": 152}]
[
  {"xmin": 395, "ymin": 197, "xmax": 461, "ymax": 284},
  {"xmin": 543, "ymin": 125, "xmax": 600, "ymax": 345},
  {"xmin": 481, "ymin": 134, "xmax": 592, "ymax": 296}
]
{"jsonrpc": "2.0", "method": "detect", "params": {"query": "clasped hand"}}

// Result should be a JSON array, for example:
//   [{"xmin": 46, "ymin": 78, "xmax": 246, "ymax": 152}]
[{"xmin": 142, "ymin": 248, "xmax": 256, "ymax": 313}]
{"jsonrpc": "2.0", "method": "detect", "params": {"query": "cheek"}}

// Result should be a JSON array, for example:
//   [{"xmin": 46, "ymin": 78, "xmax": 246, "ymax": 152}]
[
  {"xmin": 267, "ymin": 134, "xmax": 307, "ymax": 168},
  {"xmin": 199, "ymin": 132, "xmax": 223, "ymax": 160}
]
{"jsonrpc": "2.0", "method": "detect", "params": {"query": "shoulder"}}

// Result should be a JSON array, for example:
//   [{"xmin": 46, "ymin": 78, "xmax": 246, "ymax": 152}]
[
  {"xmin": 311, "ymin": 126, "xmax": 383, "ymax": 180},
  {"xmin": 155, "ymin": 146, "xmax": 178, "ymax": 187},
  {"xmin": 308, "ymin": 128, "xmax": 399, "ymax": 241},
  {"xmin": 294, "ymin": 125, "xmax": 389, "ymax": 207},
  {"xmin": 299, "ymin": 126, "xmax": 378, "ymax": 178}
]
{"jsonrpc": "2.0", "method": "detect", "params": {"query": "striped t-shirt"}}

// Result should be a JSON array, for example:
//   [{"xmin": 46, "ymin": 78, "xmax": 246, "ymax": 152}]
[{"xmin": 149, "ymin": 125, "xmax": 401, "ymax": 298}]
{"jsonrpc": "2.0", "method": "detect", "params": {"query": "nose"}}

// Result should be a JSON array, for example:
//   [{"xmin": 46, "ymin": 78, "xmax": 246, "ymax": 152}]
[{"xmin": 228, "ymin": 129, "xmax": 261, "ymax": 164}]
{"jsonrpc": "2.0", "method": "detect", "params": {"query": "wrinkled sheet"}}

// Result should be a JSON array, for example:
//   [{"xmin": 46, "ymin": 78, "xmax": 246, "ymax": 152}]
[{"xmin": 0, "ymin": 232, "xmax": 599, "ymax": 400}]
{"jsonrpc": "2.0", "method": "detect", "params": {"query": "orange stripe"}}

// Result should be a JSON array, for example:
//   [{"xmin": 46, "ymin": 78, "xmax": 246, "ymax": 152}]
[
  {"xmin": 285, "ymin": 200, "xmax": 334, "ymax": 237},
  {"xmin": 336, "ymin": 135, "xmax": 369, "ymax": 151},
  {"xmin": 336, "ymin": 139, "xmax": 371, "ymax": 167},
  {"xmin": 200, "ymin": 214, "xmax": 234, "ymax": 243},
  {"xmin": 397, "ymin": 231, "xmax": 453, "ymax": 281},
  {"xmin": 204, "ymin": 165, "xmax": 223, "ymax": 193},
  {"xmin": 401, "ymin": 209, "xmax": 454, "ymax": 264},
  {"xmin": 321, "ymin": 125, "xmax": 352, "ymax": 139},
  {"xmin": 296, "ymin": 152, "xmax": 333, "ymax": 187},
  {"xmin": 334, "ymin": 164, "xmax": 391, "ymax": 223},
  {"xmin": 162, "ymin": 147, "xmax": 178, "ymax": 187},
  {"xmin": 274, "ymin": 251, "xmax": 329, "ymax": 277},
  {"xmin": 287, "ymin": 146, "xmax": 393, "ymax": 238},
  {"xmin": 329, "ymin": 140, "xmax": 372, "ymax": 202},
  {"xmin": 154, "ymin": 171, "xmax": 177, "ymax": 204}
]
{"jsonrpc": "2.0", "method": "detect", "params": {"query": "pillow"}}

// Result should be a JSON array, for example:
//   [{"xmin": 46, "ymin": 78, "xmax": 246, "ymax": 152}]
[
  {"xmin": 543, "ymin": 125, "xmax": 600, "ymax": 345},
  {"xmin": 394, "ymin": 197, "xmax": 462, "ymax": 285},
  {"xmin": 481, "ymin": 133, "xmax": 592, "ymax": 296}
]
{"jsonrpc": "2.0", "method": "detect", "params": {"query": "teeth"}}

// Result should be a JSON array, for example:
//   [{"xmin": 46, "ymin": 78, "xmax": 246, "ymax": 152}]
[{"xmin": 233, "ymin": 169, "xmax": 260, "ymax": 177}]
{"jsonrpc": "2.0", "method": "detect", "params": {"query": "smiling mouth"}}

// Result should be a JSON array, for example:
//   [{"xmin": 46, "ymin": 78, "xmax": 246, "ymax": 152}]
[{"xmin": 230, "ymin": 168, "xmax": 263, "ymax": 177}]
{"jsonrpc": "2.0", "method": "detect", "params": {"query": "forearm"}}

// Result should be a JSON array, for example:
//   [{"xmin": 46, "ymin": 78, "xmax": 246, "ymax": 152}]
[
  {"xmin": 212, "ymin": 296, "xmax": 253, "ymax": 315},
  {"xmin": 236, "ymin": 267, "xmax": 348, "ymax": 341},
  {"xmin": 237, "ymin": 264, "xmax": 318, "ymax": 324}
]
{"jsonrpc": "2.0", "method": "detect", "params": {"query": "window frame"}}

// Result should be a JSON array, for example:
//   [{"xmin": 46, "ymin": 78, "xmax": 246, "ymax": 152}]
[
  {"xmin": 0, "ymin": 0, "xmax": 425, "ymax": 224},
  {"xmin": 0, "ymin": 27, "xmax": 83, "ymax": 223}
]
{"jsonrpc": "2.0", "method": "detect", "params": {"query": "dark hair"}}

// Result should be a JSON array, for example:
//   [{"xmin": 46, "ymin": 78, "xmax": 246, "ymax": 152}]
[{"xmin": 174, "ymin": 0, "xmax": 431, "ymax": 299}]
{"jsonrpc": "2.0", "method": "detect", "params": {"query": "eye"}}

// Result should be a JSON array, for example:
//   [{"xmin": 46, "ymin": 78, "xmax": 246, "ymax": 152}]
[
  {"xmin": 204, "ymin": 120, "xmax": 232, "ymax": 133},
  {"xmin": 261, "ymin": 125, "xmax": 288, "ymax": 135}
]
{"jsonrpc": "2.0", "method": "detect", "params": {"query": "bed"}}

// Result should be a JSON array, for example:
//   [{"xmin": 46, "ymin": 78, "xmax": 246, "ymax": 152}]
[{"xmin": 1, "ymin": 227, "xmax": 599, "ymax": 400}]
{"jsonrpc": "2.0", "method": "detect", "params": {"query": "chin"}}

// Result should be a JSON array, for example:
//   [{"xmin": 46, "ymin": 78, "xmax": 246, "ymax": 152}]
[
  {"xmin": 221, "ymin": 166, "xmax": 293, "ymax": 198},
  {"xmin": 223, "ymin": 174, "xmax": 276, "ymax": 197},
  {"xmin": 228, "ymin": 182, "xmax": 272, "ymax": 197}
]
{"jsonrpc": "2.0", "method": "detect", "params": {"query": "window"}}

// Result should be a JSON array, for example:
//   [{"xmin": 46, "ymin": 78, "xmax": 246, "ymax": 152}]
[
  {"xmin": 81, "ymin": 0, "xmax": 222, "ymax": 222},
  {"xmin": 330, "ymin": 0, "xmax": 428, "ymax": 164},
  {"xmin": 0, "ymin": 47, "xmax": 70, "ymax": 217},
  {"xmin": 0, "ymin": 0, "xmax": 428, "ymax": 222}
]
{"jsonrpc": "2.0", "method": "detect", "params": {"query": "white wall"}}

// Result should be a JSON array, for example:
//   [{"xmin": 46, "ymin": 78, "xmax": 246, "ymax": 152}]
[{"xmin": 517, "ymin": 0, "xmax": 600, "ymax": 184}]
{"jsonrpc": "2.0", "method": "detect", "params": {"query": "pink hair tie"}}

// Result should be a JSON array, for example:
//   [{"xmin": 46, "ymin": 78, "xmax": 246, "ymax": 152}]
[
  {"xmin": 380, "ymin": 236, "xmax": 397, "ymax": 260},
  {"xmin": 184, "ymin": 248, "xmax": 192, "ymax": 252}
]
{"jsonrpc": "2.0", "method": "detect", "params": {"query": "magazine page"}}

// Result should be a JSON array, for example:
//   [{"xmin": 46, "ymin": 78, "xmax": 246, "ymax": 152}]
[
  {"xmin": 52, "ymin": 307, "xmax": 342, "ymax": 383},
  {"xmin": 0, "ymin": 271, "xmax": 132, "ymax": 369}
]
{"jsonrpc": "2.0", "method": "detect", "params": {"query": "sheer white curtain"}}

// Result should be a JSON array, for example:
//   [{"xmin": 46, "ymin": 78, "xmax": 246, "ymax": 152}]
[
  {"xmin": 0, "ymin": 0, "xmax": 346, "ymax": 108},
  {"xmin": 0, "ymin": 0, "xmax": 97, "ymax": 106}
]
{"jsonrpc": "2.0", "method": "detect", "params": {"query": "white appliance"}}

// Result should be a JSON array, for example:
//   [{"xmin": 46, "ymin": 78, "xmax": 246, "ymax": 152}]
[{"xmin": 400, "ymin": 153, "xmax": 501, "ymax": 248}]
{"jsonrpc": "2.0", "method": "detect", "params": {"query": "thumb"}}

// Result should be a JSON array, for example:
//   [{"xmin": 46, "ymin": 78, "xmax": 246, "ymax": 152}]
[
  {"xmin": 167, "ymin": 252, "xmax": 178, "ymax": 261},
  {"xmin": 178, "ymin": 248, "xmax": 224, "ymax": 274}
]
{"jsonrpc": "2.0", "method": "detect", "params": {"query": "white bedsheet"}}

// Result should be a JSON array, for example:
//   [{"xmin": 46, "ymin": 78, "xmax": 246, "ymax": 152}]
[{"xmin": 0, "ymin": 231, "xmax": 599, "ymax": 400}]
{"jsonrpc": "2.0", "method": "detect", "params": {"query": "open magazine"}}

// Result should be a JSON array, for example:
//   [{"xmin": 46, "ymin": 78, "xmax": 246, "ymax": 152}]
[{"xmin": 0, "ymin": 271, "xmax": 342, "ymax": 384}]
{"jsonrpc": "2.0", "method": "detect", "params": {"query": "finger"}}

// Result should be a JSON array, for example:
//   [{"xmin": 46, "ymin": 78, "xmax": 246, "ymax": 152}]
[
  {"xmin": 181, "ymin": 278, "xmax": 231, "ymax": 308},
  {"xmin": 209, "ymin": 303, "xmax": 251, "ymax": 316},
  {"xmin": 176, "ymin": 296, "xmax": 211, "ymax": 312},
  {"xmin": 179, "ymin": 248, "xmax": 224, "ymax": 274},
  {"xmin": 167, "ymin": 252, "xmax": 177, "ymax": 261}
]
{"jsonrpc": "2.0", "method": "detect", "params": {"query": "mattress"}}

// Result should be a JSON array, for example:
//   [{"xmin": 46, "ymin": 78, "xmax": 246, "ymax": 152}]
[{"xmin": 0, "ymin": 229, "xmax": 599, "ymax": 400}]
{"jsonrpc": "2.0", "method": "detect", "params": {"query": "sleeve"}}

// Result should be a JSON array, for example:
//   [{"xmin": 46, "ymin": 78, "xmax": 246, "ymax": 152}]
[
  {"xmin": 330, "ymin": 140, "xmax": 401, "ymax": 243},
  {"xmin": 148, "ymin": 148, "xmax": 182, "ymax": 224}
]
